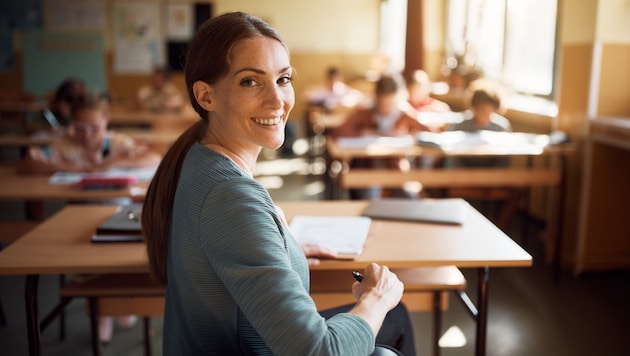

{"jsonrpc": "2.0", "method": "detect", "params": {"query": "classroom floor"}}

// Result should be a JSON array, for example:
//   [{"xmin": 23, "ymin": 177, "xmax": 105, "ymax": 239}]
[{"xmin": 1, "ymin": 149, "xmax": 629, "ymax": 356}]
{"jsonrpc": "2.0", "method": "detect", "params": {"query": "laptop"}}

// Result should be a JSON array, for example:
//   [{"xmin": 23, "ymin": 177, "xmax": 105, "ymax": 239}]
[
  {"xmin": 91, "ymin": 204, "xmax": 143, "ymax": 242},
  {"xmin": 362, "ymin": 198, "xmax": 469, "ymax": 225}
]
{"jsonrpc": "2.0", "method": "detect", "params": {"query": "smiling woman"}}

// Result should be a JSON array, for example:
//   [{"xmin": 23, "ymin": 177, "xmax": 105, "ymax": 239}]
[{"xmin": 141, "ymin": 11, "xmax": 416, "ymax": 356}]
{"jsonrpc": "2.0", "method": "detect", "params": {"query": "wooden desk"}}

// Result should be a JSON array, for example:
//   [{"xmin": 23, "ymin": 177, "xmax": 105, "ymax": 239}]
[
  {"xmin": 0, "ymin": 129, "xmax": 180, "ymax": 157},
  {"xmin": 108, "ymin": 104, "xmax": 198, "ymax": 130},
  {"xmin": 0, "ymin": 101, "xmax": 47, "ymax": 134},
  {"xmin": 0, "ymin": 134, "xmax": 55, "ymax": 148},
  {"xmin": 0, "ymin": 201, "xmax": 531, "ymax": 356},
  {"xmin": 0, "ymin": 171, "xmax": 148, "ymax": 202}
]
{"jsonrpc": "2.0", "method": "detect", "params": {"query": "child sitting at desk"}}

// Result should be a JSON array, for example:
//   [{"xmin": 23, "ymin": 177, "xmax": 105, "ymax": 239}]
[
  {"xmin": 17, "ymin": 93, "xmax": 162, "ymax": 175},
  {"xmin": 405, "ymin": 69, "xmax": 450, "ymax": 113},
  {"xmin": 445, "ymin": 78, "xmax": 520, "ymax": 230},
  {"xmin": 137, "ymin": 66, "xmax": 184, "ymax": 112},
  {"xmin": 330, "ymin": 73, "xmax": 433, "ymax": 199},
  {"xmin": 330, "ymin": 72, "xmax": 432, "ymax": 139},
  {"xmin": 447, "ymin": 78, "xmax": 512, "ymax": 167},
  {"xmin": 16, "ymin": 93, "xmax": 162, "ymax": 343}
]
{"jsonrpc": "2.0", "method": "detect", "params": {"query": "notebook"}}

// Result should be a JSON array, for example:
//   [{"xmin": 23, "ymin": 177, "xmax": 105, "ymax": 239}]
[
  {"xmin": 92, "ymin": 204, "xmax": 143, "ymax": 243},
  {"xmin": 74, "ymin": 175, "xmax": 138, "ymax": 190},
  {"xmin": 289, "ymin": 216, "xmax": 372, "ymax": 259},
  {"xmin": 362, "ymin": 198, "xmax": 469, "ymax": 225}
]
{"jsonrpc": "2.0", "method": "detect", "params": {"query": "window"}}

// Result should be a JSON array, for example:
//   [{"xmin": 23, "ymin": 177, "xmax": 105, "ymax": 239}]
[
  {"xmin": 446, "ymin": 0, "xmax": 558, "ymax": 98},
  {"xmin": 380, "ymin": 0, "xmax": 408, "ymax": 73}
]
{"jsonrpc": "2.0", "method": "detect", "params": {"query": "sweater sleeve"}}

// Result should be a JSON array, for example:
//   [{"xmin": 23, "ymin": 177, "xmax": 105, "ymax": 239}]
[{"xmin": 198, "ymin": 178, "xmax": 375, "ymax": 356}]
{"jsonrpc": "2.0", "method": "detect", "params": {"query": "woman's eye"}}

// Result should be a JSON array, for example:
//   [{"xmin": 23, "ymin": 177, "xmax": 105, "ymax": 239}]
[
  {"xmin": 278, "ymin": 76, "xmax": 293, "ymax": 85},
  {"xmin": 240, "ymin": 78, "xmax": 257, "ymax": 87}
]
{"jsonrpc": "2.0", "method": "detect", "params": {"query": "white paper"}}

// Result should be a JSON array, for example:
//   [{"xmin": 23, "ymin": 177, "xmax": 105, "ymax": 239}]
[
  {"xmin": 289, "ymin": 216, "xmax": 372, "ymax": 256},
  {"xmin": 48, "ymin": 166, "xmax": 157, "ymax": 184},
  {"xmin": 336, "ymin": 136, "xmax": 415, "ymax": 148}
]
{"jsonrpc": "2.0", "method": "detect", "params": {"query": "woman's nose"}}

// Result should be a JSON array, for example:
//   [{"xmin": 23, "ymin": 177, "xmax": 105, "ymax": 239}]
[{"xmin": 264, "ymin": 85, "xmax": 284, "ymax": 108}]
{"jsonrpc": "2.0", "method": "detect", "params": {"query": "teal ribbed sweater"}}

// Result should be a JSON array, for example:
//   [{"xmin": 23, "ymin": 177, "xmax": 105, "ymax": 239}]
[{"xmin": 163, "ymin": 143, "xmax": 374, "ymax": 355}]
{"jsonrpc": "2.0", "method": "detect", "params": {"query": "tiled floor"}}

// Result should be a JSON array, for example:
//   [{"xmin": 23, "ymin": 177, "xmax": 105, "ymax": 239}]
[{"xmin": 1, "ymin": 154, "xmax": 629, "ymax": 356}]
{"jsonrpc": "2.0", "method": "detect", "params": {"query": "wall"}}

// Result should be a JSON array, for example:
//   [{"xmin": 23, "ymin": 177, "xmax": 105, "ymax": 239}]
[
  {"xmin": 0, "ymin": 0, "xmax": 382, "ymax": 121},
  {"xmin": 554, "ymin": 0, "xmax": 630, "ymax": 270},
  {"xmin": 422, "ymin": 0, "xmax": 447, "ymax": 81}
]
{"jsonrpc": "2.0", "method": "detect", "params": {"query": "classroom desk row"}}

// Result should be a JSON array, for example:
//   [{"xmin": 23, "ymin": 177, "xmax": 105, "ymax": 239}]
[
  {"xmin": 324, "ymin": 134, "xmax": 573, "ymax": 282},
  {"xmin": 0, "ymin": 129, "xmax": 181, "ymax": 157},
  {"xmin": 108, "ymin": 104, "xmax": 198, "ymax": 130},
  {"xmin": 0, "ymin": 201, "xmax": 532, "ymax": 356}
]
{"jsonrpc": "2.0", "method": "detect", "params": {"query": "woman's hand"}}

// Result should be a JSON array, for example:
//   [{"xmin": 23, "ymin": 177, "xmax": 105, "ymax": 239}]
[
  {"xmin": 301, "ymin": 244, "xmax": 338, "ymax": 266},
  {"xmin": 352, "ymin": 263, "xmax": 403, "ymax": 311}
]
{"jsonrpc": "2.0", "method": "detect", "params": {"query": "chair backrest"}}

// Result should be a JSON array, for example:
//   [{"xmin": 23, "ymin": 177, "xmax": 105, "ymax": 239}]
[{"xmin": 370, "ymin": 344, "xmax": 404, "ymax": 356}]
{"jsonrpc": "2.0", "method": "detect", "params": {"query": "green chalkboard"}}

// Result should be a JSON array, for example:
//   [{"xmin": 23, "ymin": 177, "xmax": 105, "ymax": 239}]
[{"xmin": 21, "ymin": 30, "xmax": 106, "ymax": 98}]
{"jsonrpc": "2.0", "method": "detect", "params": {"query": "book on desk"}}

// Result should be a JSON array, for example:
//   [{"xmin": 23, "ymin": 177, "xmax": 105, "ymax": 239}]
[{"xmin": 92, "ymin": 204, "xmax": 143, "ymax": 242}]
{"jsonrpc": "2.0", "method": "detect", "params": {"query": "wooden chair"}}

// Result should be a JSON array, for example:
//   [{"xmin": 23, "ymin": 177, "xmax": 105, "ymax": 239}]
[
  {"xmin": 310, "ymin": 266, "xmax": 467, "ymax": 356},
  {"xmin": 59, "ymin": 273, "xmax": 164, "ymax": 356}
]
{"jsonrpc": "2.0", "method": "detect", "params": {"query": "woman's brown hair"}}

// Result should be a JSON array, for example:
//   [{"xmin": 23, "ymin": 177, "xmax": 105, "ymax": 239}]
[{"xmin": 142, "ymin": 12, "xmax": 286, "ymax": 285}]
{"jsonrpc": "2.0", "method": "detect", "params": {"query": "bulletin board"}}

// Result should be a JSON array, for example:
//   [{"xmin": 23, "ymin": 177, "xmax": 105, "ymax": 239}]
[{"xmin": 21, "ymin": 30, "xmax": 106, "ymax": 97}]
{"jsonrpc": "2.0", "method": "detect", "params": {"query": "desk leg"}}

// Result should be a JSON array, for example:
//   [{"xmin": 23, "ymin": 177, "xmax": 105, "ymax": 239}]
[
  {"xmin": 553, "ymin": 155, "xmax": 568, "ymax": 283},
  {"xmin": 25, "ymin": 274, "xmax": 41, "ymax": 356},
  {"xmin": 475, "ymin": 267, "xmax": 489, "ymax": 356}
]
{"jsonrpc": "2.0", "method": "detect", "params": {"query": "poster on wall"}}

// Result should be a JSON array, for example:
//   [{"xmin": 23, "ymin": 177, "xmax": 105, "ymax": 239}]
[
  {"xmin": 46, "ymin": 0, "xmax": 104, "ymax": 31},
  {"xmin": 166, "ymin": 3, "xmax": 193, "ymax": 41},
  {"xmin": 112, "ymin": 1, "xmax": 163, "ymax": 74}
]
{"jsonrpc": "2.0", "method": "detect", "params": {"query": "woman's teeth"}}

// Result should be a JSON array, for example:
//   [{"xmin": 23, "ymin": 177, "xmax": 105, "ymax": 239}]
[{"xmin": 255, "ymin": 117, "xmax": 281, "ymax": 125}]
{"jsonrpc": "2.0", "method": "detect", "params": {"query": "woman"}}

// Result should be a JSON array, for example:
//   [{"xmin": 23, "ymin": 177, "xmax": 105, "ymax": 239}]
[{"xmin": 142, "ymin": 12, "xmax": 413, "ymax": 355}]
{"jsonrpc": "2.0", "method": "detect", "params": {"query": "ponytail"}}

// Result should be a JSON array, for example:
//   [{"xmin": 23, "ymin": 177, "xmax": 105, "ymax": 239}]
[{"xmin": 142, "ymin": 120, "xmax": 207, "ymax": 285}]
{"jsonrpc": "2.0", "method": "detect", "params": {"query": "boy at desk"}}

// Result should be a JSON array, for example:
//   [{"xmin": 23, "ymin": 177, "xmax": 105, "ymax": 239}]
[
  {"xmin": 445, "ymin": 79, "xmax": 519, "ymax": 230},
  {"xmin": 17, "ymin": 93, "xmax": 162, "ymax": 175},
  {"xmin": 330, "ymin": 73, "xmax": 433, "ymax": 199}
]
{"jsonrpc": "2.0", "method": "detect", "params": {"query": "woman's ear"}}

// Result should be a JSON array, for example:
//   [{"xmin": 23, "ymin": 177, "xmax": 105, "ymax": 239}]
[{"xmin": 192, "ymin": 81, "xmax": 215, "ymax": 111}]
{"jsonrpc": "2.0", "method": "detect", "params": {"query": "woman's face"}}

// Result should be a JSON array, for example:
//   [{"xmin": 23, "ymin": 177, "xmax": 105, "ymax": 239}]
[{"xmin": 207, "ymin": 36, "xmax": 294, "ymax": 152}]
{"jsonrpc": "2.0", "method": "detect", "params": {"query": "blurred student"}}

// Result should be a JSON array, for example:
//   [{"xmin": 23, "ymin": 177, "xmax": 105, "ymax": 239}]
[
  {"xmin": 449, "ymin": 78, "xmax": 511, "ymax": 134},
  {"xmin": 330, "ymin": 73, "xmax": 432, "ymax": 139},
  {"xmin": 446, "ymin": 79, "xmax": 519, "ymax": 229},
  {"xmin": 17, "ymin": 93, "xmax": 161, "ymax": 175},
  {"xmin": 137, "ymin": 66, "xmax": 184, "ymax": 111},
  {"xmin": 305, "ymin": 66, "xmax": 364, "ymax": 112},
  {"xmin": 26, "ymin": 78, "xmax": 87, "ymax": 132},
  {"xmin": 16, "ymin": 93, "xmax": 161, "ymax": 343},
  {"xmin": 330, "ymin": 73, "xmax": 433, "ymax": 199},
  {"xmin": 405, "ymin": 69, "xmax": 450, "ymax": 112}
]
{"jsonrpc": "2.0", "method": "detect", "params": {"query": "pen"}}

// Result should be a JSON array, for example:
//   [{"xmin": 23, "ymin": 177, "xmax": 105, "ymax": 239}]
[{"xmin": 352, "ymin": 271, "xmax": 363, "ymax": 282}]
